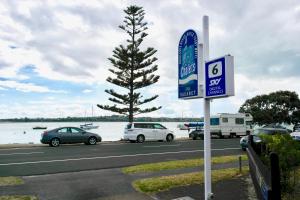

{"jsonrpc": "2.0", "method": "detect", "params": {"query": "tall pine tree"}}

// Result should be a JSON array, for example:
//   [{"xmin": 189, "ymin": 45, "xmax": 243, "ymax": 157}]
[{"xmin": 97, "ymin": 5, "xmax": 161, "ymax": 123}]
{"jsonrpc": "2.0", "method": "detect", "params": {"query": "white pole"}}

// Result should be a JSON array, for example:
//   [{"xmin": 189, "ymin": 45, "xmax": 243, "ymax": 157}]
[{"xmin": 203, "ymin": 15, "xmax": 212, "ymax": 200}]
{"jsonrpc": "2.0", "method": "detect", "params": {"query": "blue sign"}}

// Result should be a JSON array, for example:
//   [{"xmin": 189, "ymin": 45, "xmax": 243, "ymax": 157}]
[
  {"xmin": 205, "ymin": 57, "xmax": 226, "ymax": 97},
  {"xmin": 178, "ymin": 29, "xmax": 198, "ymax": 99}
]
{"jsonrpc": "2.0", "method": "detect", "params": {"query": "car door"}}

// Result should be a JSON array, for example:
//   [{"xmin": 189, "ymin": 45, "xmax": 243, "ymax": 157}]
[
  {"xmin": 144, "ymin": 124, "xmax": 155, "ymax": 140},
  {"xmin": 70, "ymin": 128, "xmax": 85, "ymax": 143},
  {"xmin": 153, "ymin": 124, "xmax": 166, "ymax": 140},
  {"xmin": 57, "ymin": 127, "xmax": 72, "ymax": 143}
]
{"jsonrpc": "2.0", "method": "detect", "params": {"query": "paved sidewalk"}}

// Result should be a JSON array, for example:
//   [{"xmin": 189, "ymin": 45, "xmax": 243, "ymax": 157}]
[
  {"xmin": 153, "ymin": 175, "xmax": 257, "ymax": 200},
  {"xmin": 0, "ymin": 161, "xmax": 255, "ymax": 200},
  {"xmin": 0, "ymin": 168, "xmax": 152, "ymax": 200}
]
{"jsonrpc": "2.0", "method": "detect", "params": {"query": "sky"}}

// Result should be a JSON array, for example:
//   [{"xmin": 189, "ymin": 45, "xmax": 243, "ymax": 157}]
[{"xmin": 0, "ymin": 0, "xmax": 300, "ymax": 119}]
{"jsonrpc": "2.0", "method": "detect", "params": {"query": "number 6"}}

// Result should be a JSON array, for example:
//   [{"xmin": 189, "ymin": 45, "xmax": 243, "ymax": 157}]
[{"xmin": 212, "ymin": 64, "xmax": 218, "ymax": 75}]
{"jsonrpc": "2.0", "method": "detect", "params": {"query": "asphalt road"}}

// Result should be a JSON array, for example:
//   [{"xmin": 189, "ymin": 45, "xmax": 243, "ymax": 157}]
[{"xmin": 0, "ymin": 139, "xmax": 242, "ymax": 176}]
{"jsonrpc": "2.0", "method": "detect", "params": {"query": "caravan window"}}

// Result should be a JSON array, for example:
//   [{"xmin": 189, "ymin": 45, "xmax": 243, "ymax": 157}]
[
  {"xmin": 235, "ymin": 118, "xmax": 244, "ymax": 124},
  {"xmin": 222, "ymin": 118, "xmax": 228, "ymax": 123},
  {"xmin": 210, "ymin": 118, "xmax": 220, "ymax": 125}
]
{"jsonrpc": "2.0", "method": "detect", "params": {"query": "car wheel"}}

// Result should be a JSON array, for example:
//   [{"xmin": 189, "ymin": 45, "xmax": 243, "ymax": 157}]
[
  {"xmin": 50, "ymin": 138, "xmax": 60, "ymax": 147},
  {"xmin": 137, "ymin": 135, "xmax": 145, "ymax": 143},
  {"xmin": 242, "ymin": 147, "xmax": 246, "ymax": 151},
  {"xmin": 166, "ymin": 134, "xmax": 174, "ymax": 142},
  {"xmin": 200, "ymin": 135, "xmax": 204, "ymax": 140},
  {"xmin": 88, "ymin": 137, "xmax": 97, "ymax": 145},
  {"xmin": 193, "ymin": 137, "xmax": 197, "ymax": 140}
]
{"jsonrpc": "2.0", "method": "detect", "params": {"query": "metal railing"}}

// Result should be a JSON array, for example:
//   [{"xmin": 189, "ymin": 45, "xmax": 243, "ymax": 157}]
[{"xmin": 247, "ymin": 135, "xmax": 281, "ymax": 200}]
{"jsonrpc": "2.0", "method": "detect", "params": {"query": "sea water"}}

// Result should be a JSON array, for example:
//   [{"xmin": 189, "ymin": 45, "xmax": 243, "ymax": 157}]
[{"xmin": 0, "ymin": 122, "xmax": 190, "ymax": 144}]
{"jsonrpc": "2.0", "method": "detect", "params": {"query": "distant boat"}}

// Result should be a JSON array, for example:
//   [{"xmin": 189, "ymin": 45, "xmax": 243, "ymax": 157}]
[
  {"xmin": 33, "ymin": 126, "xmax": 47, "ymax": 130},
  {"xmin": 185, "ymin": 122, "xmax": 204, "ymax": 128},
  {"xmin": 80, "ymin": 123, "xmax": 99, "ymax": 130},
  {"xmin": 80, "ymin": 106, "xmax": 99, "ymax": 130}
]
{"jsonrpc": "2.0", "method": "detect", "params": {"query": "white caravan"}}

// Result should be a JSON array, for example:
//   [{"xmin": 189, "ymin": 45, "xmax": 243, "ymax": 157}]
[{"xmin": 209, "ymin": 113, "xmax": 253, "ymax": 138}]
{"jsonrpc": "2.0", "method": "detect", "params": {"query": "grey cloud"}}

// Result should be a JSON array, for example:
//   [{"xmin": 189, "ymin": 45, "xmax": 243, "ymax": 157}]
[
  {"xmin": 59, "ymin": 4, "xmax": 123, "ymax": 29},
  {"xmin": 3, "ymin": 0, "xmax": 118, "ymax": 79},
  {"xmin": 7, "ymin": 1, "xmax": 57, "ymax": 32}
]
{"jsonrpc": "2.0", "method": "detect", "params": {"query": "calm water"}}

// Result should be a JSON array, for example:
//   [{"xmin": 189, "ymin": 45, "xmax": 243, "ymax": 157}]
[{"xmin": 0, "ymin": 122, "xmax": 190, "ymax": 144}]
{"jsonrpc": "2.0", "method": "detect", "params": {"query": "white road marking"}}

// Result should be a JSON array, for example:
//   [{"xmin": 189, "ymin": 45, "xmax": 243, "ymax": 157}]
[
  {"xmin": 0, "ymin": 147, "xmax": 240, "ymax": 166},
  {"xmin": 143, "ymin": 144, "xmax": 182, "ymax": 148},
  {"xmin": 0, "ymin": 152, "xmax": 44, "ymax": 156}
]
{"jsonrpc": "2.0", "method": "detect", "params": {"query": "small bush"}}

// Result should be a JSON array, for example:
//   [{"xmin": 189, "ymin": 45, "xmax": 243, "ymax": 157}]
[{"xmin": 260, "ymin": 134, "xmax": 300, "ymax": 194}]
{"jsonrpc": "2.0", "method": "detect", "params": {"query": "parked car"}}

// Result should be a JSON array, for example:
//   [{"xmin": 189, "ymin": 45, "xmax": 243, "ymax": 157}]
[
  {"xmin": 40, "ymin": 127, "xmax": 102, "ymax": 147},
  {"xmin": 189, "ymin": 128, "xmax": 204, "ymax": 140},
  {"xmin": 240, "ymin": 127, "xmax": 289, "ymax": 151},
  {"xmin": 263, "ymin": 124, "xmax": 293, "ymax": 133},
  {"xmin": 293, "ymin": 124, "xmax": 300, "ymax": 132},
  {"xmin": 123, "ymin": 123, "xmax": 174, "ymax": 143},
  {"xmin": 290, "ymin": 131, "xmax": 300, "ymax": 141}
]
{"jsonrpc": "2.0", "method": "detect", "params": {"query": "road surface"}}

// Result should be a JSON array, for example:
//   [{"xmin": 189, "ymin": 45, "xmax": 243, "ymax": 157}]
[{"xmin": 0, "ymin": 139, "xmax": 242, "ymax": 176}]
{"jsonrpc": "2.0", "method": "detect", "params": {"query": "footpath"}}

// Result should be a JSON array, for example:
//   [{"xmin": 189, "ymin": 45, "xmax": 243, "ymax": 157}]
[
  {"xmin": 125, "ymin": 161, "xmax": 257, "ymax": 200},
  {"xmin": 0, "ymin": 161, "xmax": 257, "ymax": 200}
]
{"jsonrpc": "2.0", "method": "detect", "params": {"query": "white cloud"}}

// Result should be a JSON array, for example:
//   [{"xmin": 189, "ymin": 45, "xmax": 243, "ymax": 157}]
[
  {"xmin": 0, "ymin": 86, "xmax": 7, "ymax": 90},
  {"xmin": 0, "ymin": 80, "xmax": 66, "ymax": 93},
  {"xmin": 82, "ymin": 89, "xmax": 93, "ymax": 93},
  {"xmin": 0, "ymin": 0, "xmax": 300, "ymax": 118}
]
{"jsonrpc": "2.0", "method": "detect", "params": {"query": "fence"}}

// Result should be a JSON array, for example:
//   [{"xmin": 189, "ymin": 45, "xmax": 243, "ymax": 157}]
[{"xmin": 247, "ymin": 135, "xmax": 281, "ymax": 200}]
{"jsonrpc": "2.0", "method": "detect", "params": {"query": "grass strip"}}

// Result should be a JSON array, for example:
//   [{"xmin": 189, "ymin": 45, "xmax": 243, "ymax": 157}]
[
  {"xmin": 0, "ymin": 177, "xmax": 24, "ymax": 186},
  {"xmin": 123, "ymin": 154, "xmax": 247, "ymax": 174},
  {"xmin": 133, "ymin": 166, "xmax": 249, "ymax": 194},
  {"xmin": 0, "ymin": 196, "xmax": 38, "ymax": 200}
]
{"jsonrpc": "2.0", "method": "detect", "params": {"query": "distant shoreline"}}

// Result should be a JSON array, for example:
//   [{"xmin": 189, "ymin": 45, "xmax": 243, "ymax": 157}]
[{"xmin": 0, "ymin": 116, "xmax": 202, "ymax": 123}]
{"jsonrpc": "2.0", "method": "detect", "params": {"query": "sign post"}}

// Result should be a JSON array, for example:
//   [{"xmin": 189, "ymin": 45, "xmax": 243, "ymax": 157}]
[
  {"xmin": 202, "ymin": 15, "xmax": 213, "ymax": 200},
  {"xmin": 178, "ymin": 15, "xmax": 234, "ymax": 200}
]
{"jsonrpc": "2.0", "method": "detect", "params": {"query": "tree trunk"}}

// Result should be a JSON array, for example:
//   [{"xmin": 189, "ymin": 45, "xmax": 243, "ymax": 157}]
[{"xmin": 128, "ymin": 13, "xmax": 135, "ymax": 123}]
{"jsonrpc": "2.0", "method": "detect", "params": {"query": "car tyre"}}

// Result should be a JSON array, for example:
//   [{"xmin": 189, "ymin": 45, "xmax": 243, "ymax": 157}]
[
  {"xmin": 137, "ymin": 135, "xmax": 145, "ymax": 143},
  {"xmin": 50, "ymin": 138, "xmax": 60, "ymax": 147},
  {"xmin": 166, "ymin": 134, "xmax": 174, "ymax": 142},
  {"xmin": 88, "ymin": 137, "xmax": 97, "ymax": 145}
]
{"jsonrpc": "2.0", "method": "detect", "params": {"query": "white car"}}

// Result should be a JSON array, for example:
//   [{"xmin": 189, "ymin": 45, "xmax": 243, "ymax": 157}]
[
  {"xmin": 123, "ymin": 123, "xmax": 175, "ymax": 143},
  {"xmin": 290, "ymin": 131, "xmax": 300, "ymax": 141}
]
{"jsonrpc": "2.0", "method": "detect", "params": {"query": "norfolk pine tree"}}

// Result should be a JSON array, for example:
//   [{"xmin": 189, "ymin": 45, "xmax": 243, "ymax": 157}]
[{"xmin": 97, "ymin": 5, "xmax": 161, "ymax": 123}]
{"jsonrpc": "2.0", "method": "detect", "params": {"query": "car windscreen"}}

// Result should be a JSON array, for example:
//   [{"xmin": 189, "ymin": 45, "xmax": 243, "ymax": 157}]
[
  {"xmin": 254, "ymin": 129, "xmax": 287, "ymax": 135},
  {"xmin": 253, "ymin": 129, "xmax": 273, "ymax": 135}
]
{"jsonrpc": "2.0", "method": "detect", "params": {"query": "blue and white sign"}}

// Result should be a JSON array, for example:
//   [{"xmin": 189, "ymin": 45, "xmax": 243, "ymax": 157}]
[
  {"xmin": 178, "ymin": 29, "xmax": 199, "ymax": 99},
  {"xmin": 205, "ymin": 55, "xmax": 234, "ymax": 98}
]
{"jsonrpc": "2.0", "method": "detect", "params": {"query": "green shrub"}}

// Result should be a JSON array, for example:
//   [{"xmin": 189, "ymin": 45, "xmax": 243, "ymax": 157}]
[{"xmin": 260, "ymin": 134, "xmax": 300, "ymax": 194}]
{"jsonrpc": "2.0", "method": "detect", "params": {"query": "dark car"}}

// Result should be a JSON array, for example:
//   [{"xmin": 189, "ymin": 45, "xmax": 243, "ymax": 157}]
[
  {"xmin": 41, "ymin": 127, "xmax": 102, "ymax": 147},
  {"xmin": 293, "ymin": 124, "xmax": 300, "ymax": 132},
  {"xmin": 189, "ymin": 128, "xmax": 204, "ymax": 140},
  {"xmin": 240, "ymin": 127, "xmax": 289, "ymax": 151}
]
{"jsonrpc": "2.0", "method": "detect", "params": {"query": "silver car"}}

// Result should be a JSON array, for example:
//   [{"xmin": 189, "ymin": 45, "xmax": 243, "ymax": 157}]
[{"xmin": 41, "ymin": 127, "xmax": 102, "ymax": 147}]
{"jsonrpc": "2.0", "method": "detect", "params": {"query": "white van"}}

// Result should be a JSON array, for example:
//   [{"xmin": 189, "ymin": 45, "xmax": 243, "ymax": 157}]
[{"xmin": 123, "ymin": 123, "xmax": 175, "ymax": 143}]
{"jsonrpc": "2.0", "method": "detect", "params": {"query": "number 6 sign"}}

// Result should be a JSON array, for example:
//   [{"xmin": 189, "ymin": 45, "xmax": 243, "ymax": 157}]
[
  {"xmin": 208, "ymin": 61, "xmax": 222, "ymax": 78},
  {"xmin": 205, "ymin": 55, "xmax": 234, "ymax": 98}
]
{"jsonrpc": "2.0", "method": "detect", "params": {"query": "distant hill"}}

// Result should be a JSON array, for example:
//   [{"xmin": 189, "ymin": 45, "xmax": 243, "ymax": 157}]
[{"xmin": 0, "ymin": 115, "xmax": 203, "ymax": 123}]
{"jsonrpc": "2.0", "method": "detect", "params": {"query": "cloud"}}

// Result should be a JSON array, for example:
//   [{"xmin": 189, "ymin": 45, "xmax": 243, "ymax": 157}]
[
  {"xmin": 0, "ymin": 0, "xmax": 300, "ymax": 118},
  {"xmin": 82, "ymin": 89, "xmax": 93, "ymax": 93},
  {"xmin": 0, "ymin": 80, "xmax": 66, "ymax": 93}
]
